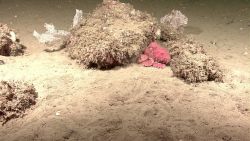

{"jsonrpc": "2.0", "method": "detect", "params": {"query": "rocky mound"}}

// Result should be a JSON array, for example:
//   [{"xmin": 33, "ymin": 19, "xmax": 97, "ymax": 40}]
[
  {"xmin": 0, "ymin": 23, "xmax": 25, "ymax": 56},
  {"xmin": 66, "ymin": 0, "xmax": 158, "ymax": 69},
  {"xmin": 168, "ymin": 39, "xmax": 224, "ymax": 83},
  {"xmin": 0, "ymin": 81, "xmax": 38, "ymax": 124}
]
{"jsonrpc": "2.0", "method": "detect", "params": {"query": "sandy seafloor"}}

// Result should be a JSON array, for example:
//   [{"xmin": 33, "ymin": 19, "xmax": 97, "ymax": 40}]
[{"xmin": 0, "ymin": 0, "xmax": 250, "ymax": 141}]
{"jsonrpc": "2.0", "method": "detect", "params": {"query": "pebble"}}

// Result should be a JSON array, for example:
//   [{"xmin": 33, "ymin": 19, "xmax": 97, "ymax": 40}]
[
  {"xmin": 130, "ymin": 9, "xmax": 136, "ymax": 15},
  {"xmin": 0, "ymin": 60, "xmax": 4, "ymax": 65},
  {"xmin": 55, "ymin": 111, "xmax": 61, "ymax": 116},
  {"xmin": 210, "ymin": 41, "xmax": 217, "ymax": 45},
  {"xmin": 243, "ymin": 52, "xmax": 248, "ymax": 55}
]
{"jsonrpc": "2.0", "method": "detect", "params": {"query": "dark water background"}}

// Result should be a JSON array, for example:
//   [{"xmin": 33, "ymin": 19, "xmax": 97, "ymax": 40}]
[{"xmin": 1, "ymin": 0, "xmax": 249, "ymax": 27}]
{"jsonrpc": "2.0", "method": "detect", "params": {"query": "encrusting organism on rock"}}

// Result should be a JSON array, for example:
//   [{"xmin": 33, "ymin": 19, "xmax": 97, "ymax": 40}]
[
  {"xmin": 159, "ymin": 10, "xmax": 188, "ymax": 41},
  {"xmin": 138, "ymin": 41, "xmax": 171, "ymax": 69},
  {"xmin": 33, "ymin": 23, "xmax": 70, "ymax": 45},
  {"xmin": 0, "ymin": 23, "xmax": 25, "ymax": 56}
]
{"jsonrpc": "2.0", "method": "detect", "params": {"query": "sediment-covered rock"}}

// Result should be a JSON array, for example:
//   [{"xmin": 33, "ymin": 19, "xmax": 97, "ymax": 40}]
[
  {"xmin": 0, "ymin": 23, "xmax": 25, "ymax": 56},
  {"xmin": 66, "ymin": 0, "xmax": 158, "ymax": 69},
  {"xmin": 167, "ymin": 39, "xmax": 224, "ymax": 83},
  {"xmin": 0, "ymin": 81, "xmax": 38, "ymax": 124}
]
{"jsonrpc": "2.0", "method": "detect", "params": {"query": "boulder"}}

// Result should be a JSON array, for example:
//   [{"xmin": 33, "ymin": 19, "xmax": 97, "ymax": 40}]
[{"xmin": 66, "ymin": 0, "xmax": 158, "ymax": 69}]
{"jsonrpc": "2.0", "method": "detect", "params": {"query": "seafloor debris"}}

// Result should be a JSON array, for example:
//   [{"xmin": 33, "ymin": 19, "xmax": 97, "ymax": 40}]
[
  {"xmin": 66, "ymin": 0, "xmax": 158, "ymax": 69},
  {"xmin": 167, "ymin": 39, "xmax": 224, "ymax": 83},
  {"xmin": 138, "ymin": 41, "xmax": 171, "ymax": 68},
  {"xmin": 160, "ymin": 10, "xmax": 188, "ymax": 41},
  {"xmin": 0, "ymin": 23, "xmax": 25, "ymax": 56},
  {"xmin": 0, "ymin": 81, "xmax": 38, "ymax": 124}
]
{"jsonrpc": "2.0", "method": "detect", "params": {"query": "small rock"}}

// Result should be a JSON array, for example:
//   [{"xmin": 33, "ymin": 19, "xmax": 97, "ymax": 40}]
[
  {"xmin": 225, "ymin": 19, "xmax": 234, "ymax": 25},
  {"xmin": 55, "ymin": 111, "xmax": 61, "ymax": 116},
  {"xmin": 130, "ymin": 9, "xmax": 136, "ymax": 15},
  {"xmin": 0, "ymin": 60, "xmax": 4, "ymax": 65},
  {"xmin": 210, "ymin": 41, "xmax": 217, "ymax": 45},
  {"xmin": 243, "ymin": 52, "xmax": 248, "ymax": 55},
  {"xmin": 155, "ymin": 29, "xmax": 161, "ymax": 39}
]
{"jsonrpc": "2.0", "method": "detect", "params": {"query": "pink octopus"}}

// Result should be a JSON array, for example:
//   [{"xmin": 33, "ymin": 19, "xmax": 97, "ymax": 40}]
[{"xmin": 138, "ymin": 41, "xmax": 171, "ymax": 68}]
